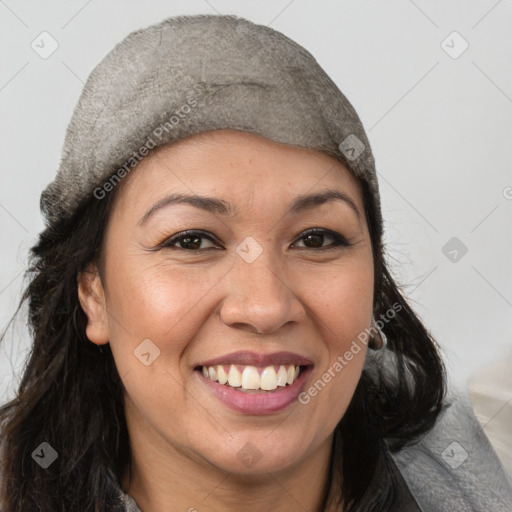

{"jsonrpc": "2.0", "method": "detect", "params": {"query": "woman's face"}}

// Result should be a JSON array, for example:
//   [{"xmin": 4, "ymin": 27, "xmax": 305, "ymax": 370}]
[{"xmin": 79, "ymin": 129, "xmax": 374, "ymax": 478}]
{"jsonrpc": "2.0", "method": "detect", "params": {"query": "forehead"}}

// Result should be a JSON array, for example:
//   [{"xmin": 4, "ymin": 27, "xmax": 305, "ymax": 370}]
[{"xmin": 111, "ymin": 129, "xmax": 364, "ymax": 214}]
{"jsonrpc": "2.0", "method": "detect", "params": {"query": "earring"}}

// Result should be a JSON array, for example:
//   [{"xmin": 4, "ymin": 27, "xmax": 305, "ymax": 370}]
[{"xmin": 368, "ymin": 318, "xmax": 387, "ymax": 350}]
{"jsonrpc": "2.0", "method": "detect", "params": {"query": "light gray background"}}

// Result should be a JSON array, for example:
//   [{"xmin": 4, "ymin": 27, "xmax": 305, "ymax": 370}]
[{"xmin": 1, "ymin": 0, "xmax": 511, "ymax": 409}]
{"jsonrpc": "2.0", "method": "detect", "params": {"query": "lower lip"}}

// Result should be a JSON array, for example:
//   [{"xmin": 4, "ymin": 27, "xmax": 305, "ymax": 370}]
[{"xmin": 197, "ymin": 367, "xmax": 312, "ymax": 415}]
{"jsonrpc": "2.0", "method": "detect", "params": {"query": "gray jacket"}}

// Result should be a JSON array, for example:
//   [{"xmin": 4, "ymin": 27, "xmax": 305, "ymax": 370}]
[{"xmin": 116, "ymin": 390, "xmax": 512, "ymax": 511}]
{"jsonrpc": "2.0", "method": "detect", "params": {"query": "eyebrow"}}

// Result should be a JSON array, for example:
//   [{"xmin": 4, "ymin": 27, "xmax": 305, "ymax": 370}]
[{"xmin": 138, "ymin": 189, "xmax": 361, "ymax": 225}]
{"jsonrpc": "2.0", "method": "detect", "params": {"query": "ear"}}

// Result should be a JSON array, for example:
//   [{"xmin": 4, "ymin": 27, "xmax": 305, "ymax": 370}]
[{"xmin": 77, "ymin": 263, "xmax": 109, "ymax": 345}]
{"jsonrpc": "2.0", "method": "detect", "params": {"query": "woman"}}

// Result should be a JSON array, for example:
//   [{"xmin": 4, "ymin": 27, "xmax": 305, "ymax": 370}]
[{"xmin": 0, "ymin": 14, "xmax": 510, "ymax": 512}]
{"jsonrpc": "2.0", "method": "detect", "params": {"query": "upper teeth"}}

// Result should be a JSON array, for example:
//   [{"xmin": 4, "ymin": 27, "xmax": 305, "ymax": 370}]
[{"xmin": 201, "ymin": 364, "xmax": 301, "ymax": 391}]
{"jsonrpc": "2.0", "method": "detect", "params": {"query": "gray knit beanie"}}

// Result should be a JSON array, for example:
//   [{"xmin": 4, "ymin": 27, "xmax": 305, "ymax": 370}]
[{"xmin": 40, "ymin": 14, "xmax": 382, "ymax": 236}]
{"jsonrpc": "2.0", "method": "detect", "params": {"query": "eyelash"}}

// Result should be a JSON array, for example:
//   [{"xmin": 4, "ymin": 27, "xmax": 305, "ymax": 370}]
[{"xmin": 160, "ymin": 228, "xmax": 351, "ymax": 252}]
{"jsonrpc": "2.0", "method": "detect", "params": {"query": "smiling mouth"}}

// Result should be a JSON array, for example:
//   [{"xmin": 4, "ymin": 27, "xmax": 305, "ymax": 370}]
[{"xmin": 196, "ymin": 364, "xmax": 306, "ymax": 392}]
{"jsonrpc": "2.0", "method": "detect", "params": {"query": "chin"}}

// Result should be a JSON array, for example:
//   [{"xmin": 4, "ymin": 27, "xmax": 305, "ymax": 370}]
[{"xmin": 193, "ymin": 429, "xmax": 316, "ymax": 477}]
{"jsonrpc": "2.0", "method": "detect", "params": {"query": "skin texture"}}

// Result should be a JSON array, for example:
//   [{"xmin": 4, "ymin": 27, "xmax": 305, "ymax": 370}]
[{"xmin": 78, "ymin": 129, "xmax": 374, "ymax": 512}]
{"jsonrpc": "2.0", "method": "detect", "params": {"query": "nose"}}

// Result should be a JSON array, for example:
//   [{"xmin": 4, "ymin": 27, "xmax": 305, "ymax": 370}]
[{"xmin": 219, "ymin": 250, "xmax": 306, "ymax": 335}]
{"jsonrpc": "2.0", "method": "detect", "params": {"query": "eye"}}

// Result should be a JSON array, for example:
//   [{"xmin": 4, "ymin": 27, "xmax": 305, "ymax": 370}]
[
  {"xmin": 161, "ymin": 230, "xmax": 221, "ymax": 251},
  {"xmin": 292, "ymin": 228, "xmax": 351, "ymax": 250}
]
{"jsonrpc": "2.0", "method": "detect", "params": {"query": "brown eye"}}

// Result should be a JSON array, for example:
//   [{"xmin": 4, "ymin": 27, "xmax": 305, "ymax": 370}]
[
  {"xmin": 162, "ymin": 230, "xmax": 220, "ymax": 251},
  {"xmin": 301, "ymin": 233, "xmax": 327, "ymax": 248},
  {"xmin": 293, "ymin": 229, "xmax": 350, "ymax": 250}
]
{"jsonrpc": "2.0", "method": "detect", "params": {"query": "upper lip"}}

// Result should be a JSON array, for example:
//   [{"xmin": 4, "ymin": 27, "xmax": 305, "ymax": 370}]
[{"xmin": 196, "ymin": 350, "xmax": 313, "ymax": 368}]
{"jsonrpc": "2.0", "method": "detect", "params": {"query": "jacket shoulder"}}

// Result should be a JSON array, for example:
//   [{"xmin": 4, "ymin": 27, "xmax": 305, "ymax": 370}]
[{"xmin": 390, "ymin": 389, "xmax": 512, "ymax": 512}]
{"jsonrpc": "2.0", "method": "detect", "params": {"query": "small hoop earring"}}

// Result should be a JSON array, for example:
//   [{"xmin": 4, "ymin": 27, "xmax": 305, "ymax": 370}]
[{"xmin": 368, "ymin": 318, "xmax": 387, "ymax": 350}]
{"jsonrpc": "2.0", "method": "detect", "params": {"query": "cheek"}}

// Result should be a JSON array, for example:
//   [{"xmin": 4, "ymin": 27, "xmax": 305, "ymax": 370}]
[
  {"xmin": 322, "ymin": 261, "xmax": 374, "ymax": 379},
  {"xmin": 102, "ymin": 257, "xmax": 229, "ymax": 369},
  {"xmin": 303, "ymin": 257, "xmax": 374, "ymax": 345},
  {"xmin": 102, "ymin": 261, "xmax": 225, "ymax": 425},
  {"xmin": 297, "ymin": 258, "xmax": 373, "ymax": 425}
]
